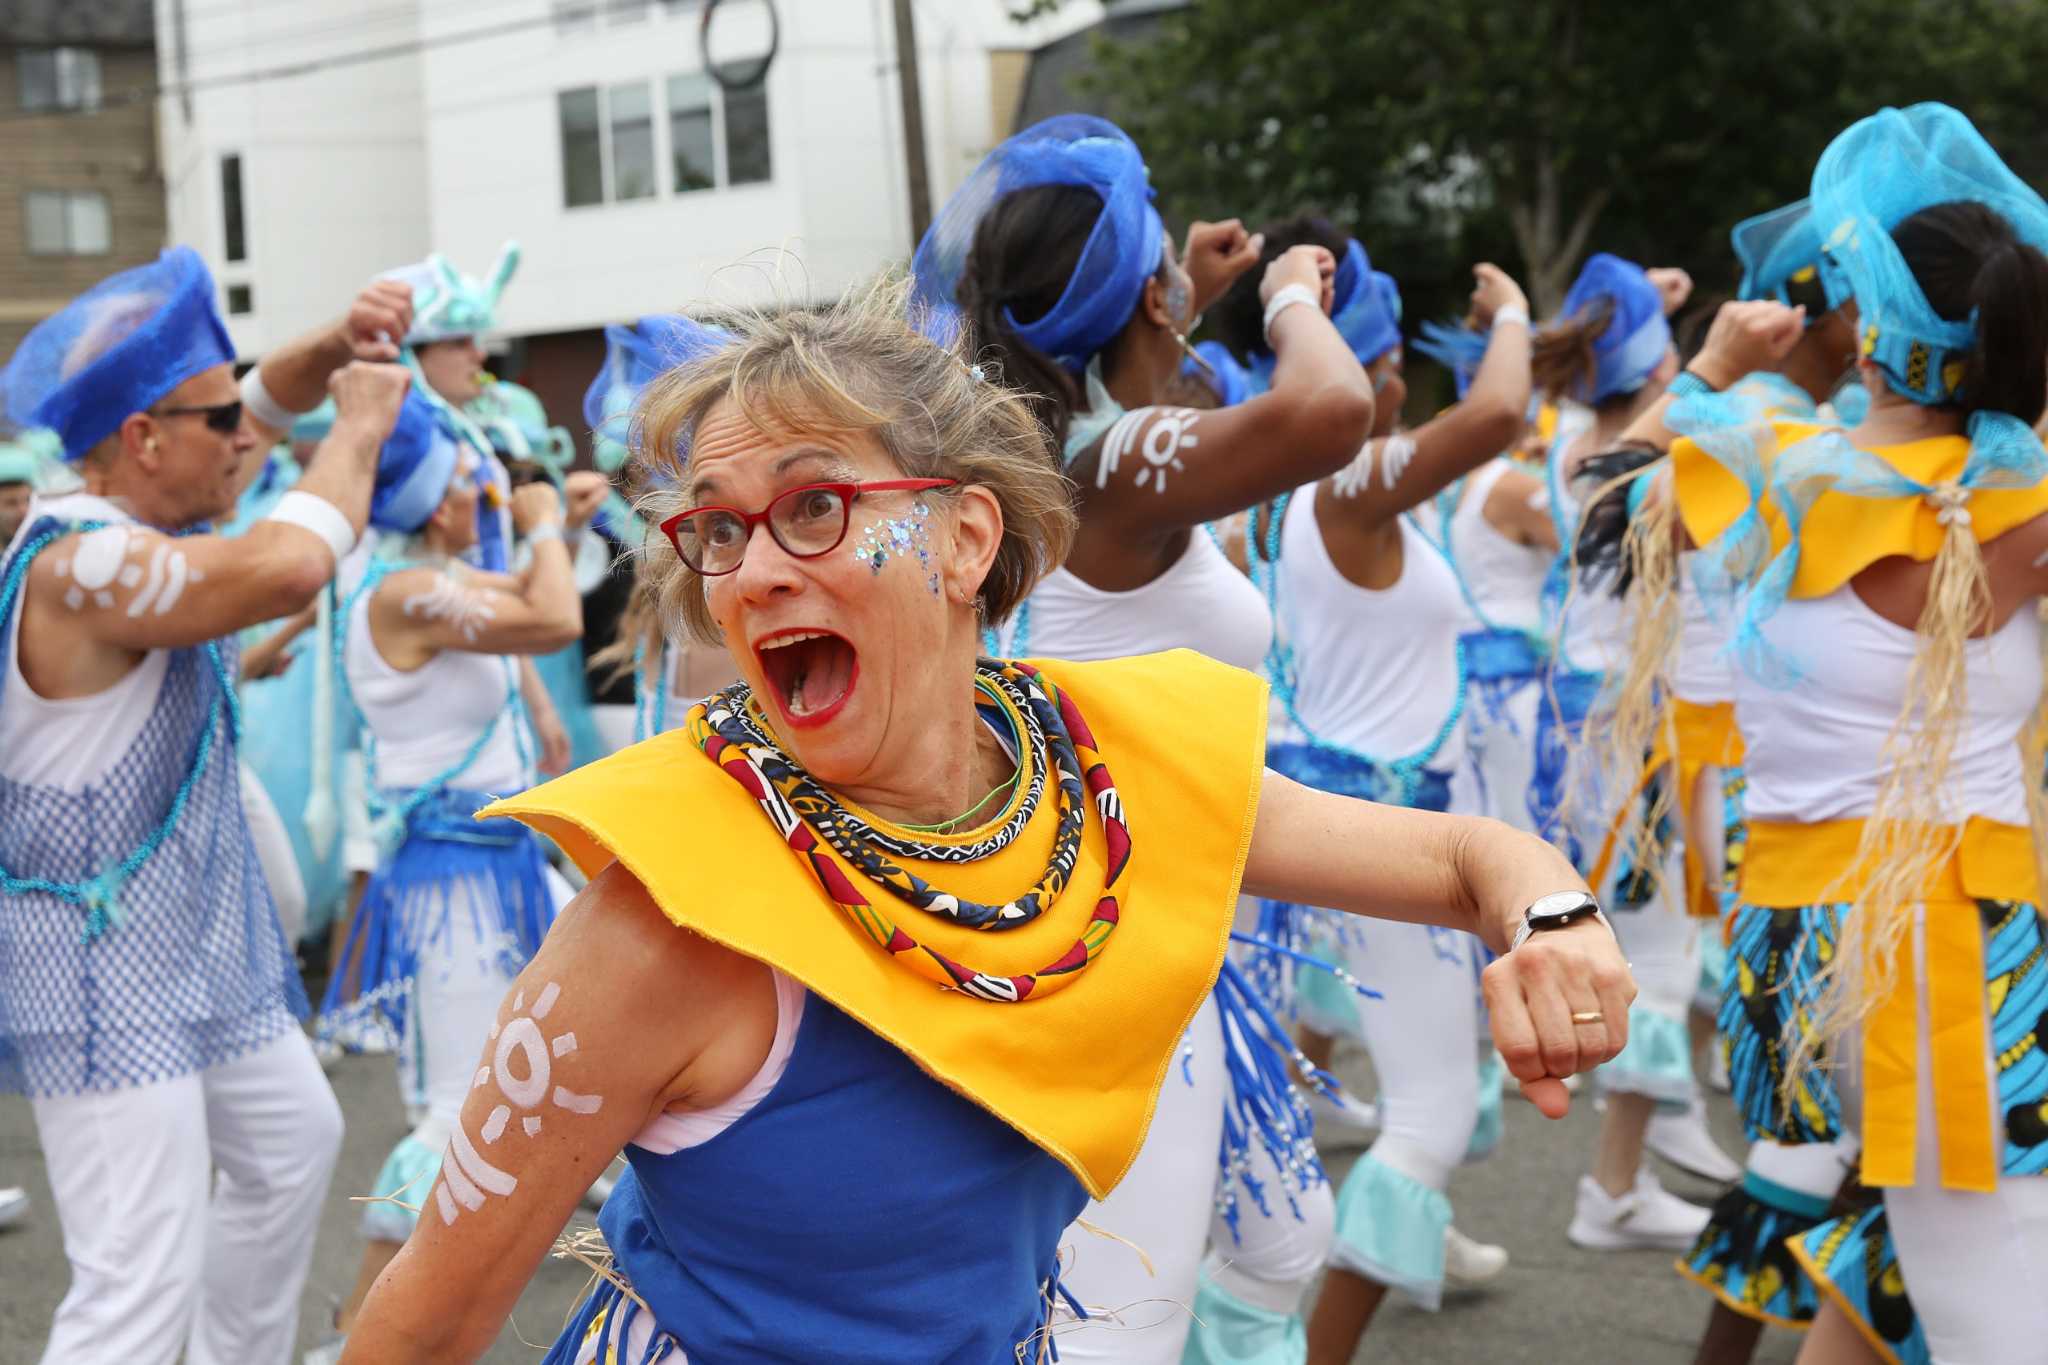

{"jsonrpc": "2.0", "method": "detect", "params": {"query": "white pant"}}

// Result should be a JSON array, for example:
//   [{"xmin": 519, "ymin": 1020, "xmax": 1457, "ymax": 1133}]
[
  {"xmin": 239, "ymin": 759, "xmax": 307, "ymax": 947},
  {"xmin": 1840, "ymin": 909, "xmax": 2048, "ymax": 1362},
  {"xmin": 31, "ymin": 1028, "xmax": 344, "ymax": 1365},
  {"xmin": 1054, "ymin": 992, "xmax": 1336, "ymax": 1362}
]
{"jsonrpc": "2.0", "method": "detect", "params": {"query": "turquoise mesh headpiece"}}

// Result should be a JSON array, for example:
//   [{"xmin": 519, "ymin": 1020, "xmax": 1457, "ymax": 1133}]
[
  {"xmin": 468, "ymin": 378, "xmax": 572, "ymax": 480},
  {"xmin": 0, "ymin": 428, "xmax": 62, "ymax": 486},
  {"xmin": 383, "ymin": 241, "xmax": 520, "ymax": 347},
  {"xmin": 1809, "ymin": 102, "xmax": 2048, "ymax": 406},
  {"xmin": 1, "ymin": 247, "xmax": 236, "ymax": 460},
  {"xmin": 911, "ymin": 115, "xmax": 1166, "ymax": 372},
  {"xmin": 1732, "ymin": 200, "xmax": 1848, "ymax": 316}
]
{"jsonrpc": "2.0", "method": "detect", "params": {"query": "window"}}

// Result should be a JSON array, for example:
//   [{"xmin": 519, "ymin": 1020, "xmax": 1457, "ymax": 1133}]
[
  {"xmin": 667, "ymin": 74, "xmax": 715, "ymax": 192},
  {"xmin": 226, "ymin": 284, "xmax": 254, "ymax": 315},
  {"xmin": 24, "ymin": 191, "xmax": 110, "ymax": 255},
  {"xmin": 560, "ymin": 73, "xmax": 772, "ymax": 209},
  {"xmin": 558, "ymin": 88, "xmax": 603, "ymax": 208},
  {"xmin": 221, "ymin": 155, "xmax": 247, "ymax": 263},
  {"xmin": 17, "ymin": 48, "xmax": 101, "ymax": 112},
  {"xmin": 724, "ymin": 82, "xmax": 771, "ymax": 186},
  {"xmin": 609, "ymin": 82, "xmax": 655, "ymax": 201}
]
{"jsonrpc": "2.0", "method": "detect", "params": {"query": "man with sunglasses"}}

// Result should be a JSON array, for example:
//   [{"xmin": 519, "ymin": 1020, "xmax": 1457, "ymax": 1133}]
[{"xmin": 0, "ymin": 246, "xmax": 416, "ymax": 1364}]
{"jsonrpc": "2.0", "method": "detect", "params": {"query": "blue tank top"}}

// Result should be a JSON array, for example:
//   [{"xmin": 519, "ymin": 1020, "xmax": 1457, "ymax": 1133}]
[{"xmin": 597, "ymin": 991, "xmax": 1087, "ymax": 1362}]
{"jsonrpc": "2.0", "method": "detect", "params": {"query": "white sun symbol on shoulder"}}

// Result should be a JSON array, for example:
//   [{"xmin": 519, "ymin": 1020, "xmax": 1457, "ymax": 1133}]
[{"xmin": 432, "ymin": 980, "xmax": 605, "ymax": 1227}]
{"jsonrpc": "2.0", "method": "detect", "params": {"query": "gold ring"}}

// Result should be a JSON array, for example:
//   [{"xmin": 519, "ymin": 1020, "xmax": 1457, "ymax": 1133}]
[{"xmin": 1570, "ymin": 1011, "xmax": 1605, "ymax": 1025}]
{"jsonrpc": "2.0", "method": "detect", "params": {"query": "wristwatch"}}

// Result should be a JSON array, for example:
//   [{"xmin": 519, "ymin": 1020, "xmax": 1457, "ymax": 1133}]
[{"xmin": 1509, "ymin": 890, "xmax": 1605, "ymax": 952}]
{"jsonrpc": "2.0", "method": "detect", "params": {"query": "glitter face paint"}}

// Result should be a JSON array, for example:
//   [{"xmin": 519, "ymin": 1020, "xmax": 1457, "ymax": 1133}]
[{"xmin": 849, "ymin": 500, "xmax": 941, "ymax": 596}]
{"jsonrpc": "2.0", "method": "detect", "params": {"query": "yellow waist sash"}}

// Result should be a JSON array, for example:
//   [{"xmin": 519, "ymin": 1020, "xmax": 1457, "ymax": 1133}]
[
  {"xmin": 1744, "ymin": 816, "xmax": 2038, "ymax": 1191},
  {"xmin": 481, "ymin": 649, "xmax": 1268, "ymax": 1199},
  {"xmin": 1588, "ymin": 699, "xmax": 1745, "ymax": 919}
]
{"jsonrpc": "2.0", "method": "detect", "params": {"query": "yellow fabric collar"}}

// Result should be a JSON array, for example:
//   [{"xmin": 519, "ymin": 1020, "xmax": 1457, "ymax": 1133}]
[
  {"xmin": 1672, "ymin": 419, "xmax": 2048, "ymax": 601},
  {"xmin": 481, "ymin": 648, "xmax": 1269, "ymax": 1199}
]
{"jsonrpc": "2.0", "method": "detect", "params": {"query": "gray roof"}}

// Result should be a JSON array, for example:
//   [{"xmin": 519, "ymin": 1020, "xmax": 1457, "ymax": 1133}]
[{"xmin": 0, "ymin": 0, "xmax": 156, "ymax": 46}]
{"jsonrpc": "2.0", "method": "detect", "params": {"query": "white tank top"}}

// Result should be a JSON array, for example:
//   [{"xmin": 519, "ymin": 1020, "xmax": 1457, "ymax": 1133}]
[
  {"xmin": 1004, "ymin": 528, "xmax": 1271, "ymax": 672},
  {"xmin": 1738, "ymin": 585, "xmax": 2040, "ymax": 825},
  {"xmin": 1672, "ymin": 554, "xmax": 1736, "ymax": 706},
  {"xmin": 1447, "ymin": 459, "xmax": 1549, "ymax": 633},
  {"xmin": 0, "ymin": 493, "xmax": 169, "ymax": 793},
  {"xmin": 345, "ymin": 571, "xmax": 528, "ymax": 794},
  {"xmin": 1278, "ymin": 491, "xmax": 1474, "ymax": 765},
  {"xmin": 1547, "ymin": 425, "xmax": 1630, "ymax": 675}
]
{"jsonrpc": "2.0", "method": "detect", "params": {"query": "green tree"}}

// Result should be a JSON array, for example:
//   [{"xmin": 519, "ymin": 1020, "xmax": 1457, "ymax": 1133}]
[{"xmin": 1074, "ymin": 0, "xmax": 2048, "ymax": 329}]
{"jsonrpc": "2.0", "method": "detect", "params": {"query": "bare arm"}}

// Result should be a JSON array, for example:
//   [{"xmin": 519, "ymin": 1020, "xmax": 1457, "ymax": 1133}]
[
  {"xmin": 1079, "ymin": 246, "xmax": 1376, "ymax": 539},
  {"xmin": 237, "ymin": 603, "xmax": 318, "ymax": 681},
  {"xmin": 1321, "ymin": 266, "xmax": 1533, "ymax": 533},
  {"xmin": 24, "ymin": 363, "xmax": 411, "ymax": 662},
  {"xmin": 1243, "ymin": 770, "xmax": 1634, "ymax": 1115},
  {"xmin": 1618, "ymin": 299, "xmax": 1808, "ymax": 453},
  {"xmin": 372, "ymin": 487, "xmax": 583, "ymax": 664},
  {"xmin": 1480, "ymin": 464, "xmax": 1561, "ymax": 552},
  {"xmin": 242, "ymin": 281, "xmax": 416, "ymax": 445},
  {"xmin": 341, "ymin": 863, "xmax": 778, "ymax": 1363}
]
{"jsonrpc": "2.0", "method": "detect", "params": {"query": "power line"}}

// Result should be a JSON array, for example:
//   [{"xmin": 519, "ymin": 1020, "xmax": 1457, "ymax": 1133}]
[{"xmin": 0, "ymin": 8, "xmax": 571, "ymax": 125}]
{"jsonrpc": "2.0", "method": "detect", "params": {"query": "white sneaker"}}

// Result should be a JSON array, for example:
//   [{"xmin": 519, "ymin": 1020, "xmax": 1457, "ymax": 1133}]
[
  {"xmin": 1309, "ymin": 1088, "xmax": 1380, "ymax": 1136},
  {"xmin": 0, "ymin": 1187, "xmax": 27, "ymax": 1230},
  {"xmin": 1707, "ymin": 1047, "xmax": 1732, "ymax": 1094},
  {"xmin": 1567, "ymin": 1171, "xmax": 1711, "ymax": 1251},
  {"xmin": 1646, "ymin": 1099, "xmax": 1742, "ymax": 1184},
  {"xmin": 1443, "ymin": 1225, "xmax": 1509, "ymax": 1286}
]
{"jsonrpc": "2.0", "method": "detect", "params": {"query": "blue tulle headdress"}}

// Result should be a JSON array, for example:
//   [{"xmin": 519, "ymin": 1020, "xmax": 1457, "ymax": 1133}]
[
  {"xmin": 583, "ymin": 314, "xmax": 736, "ymax": 478},
  {"xmin": 1331, "ymin": 240, "xmax": 1402, "ymax": 366},
  {"xmin": 1, "ymin": 247, "xmax": 236, "ymax": 461},
  {"xmin": 910, "ymin": 114, "xmax": 1166, "ymax": 372},
  {"xmin": 1811, "ymin": 102, "xmax": 2048, "ymax": 407},
  {"xmin": 369, "ymin": 391, "xmax": 463, "ymax": 534},
  {"xmin": 1731, "ymin": 200, "xmax": 1847, "ymax": 316}
]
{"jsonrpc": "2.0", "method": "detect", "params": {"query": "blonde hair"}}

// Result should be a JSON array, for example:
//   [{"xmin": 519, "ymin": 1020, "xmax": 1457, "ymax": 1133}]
[
  {"xmin": 1785, "ymin": 493, "xmax": 1992, "ymax": 1095},
  {"xmin": 631, "ymin": 273, "xmax": 1077, "ymax": 645}
]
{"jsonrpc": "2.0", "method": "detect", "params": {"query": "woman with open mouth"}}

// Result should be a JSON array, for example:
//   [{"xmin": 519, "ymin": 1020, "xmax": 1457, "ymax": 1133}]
[{"xmin": 338, "ymin": 274, "xmax": 1632, "ymax": 1365}]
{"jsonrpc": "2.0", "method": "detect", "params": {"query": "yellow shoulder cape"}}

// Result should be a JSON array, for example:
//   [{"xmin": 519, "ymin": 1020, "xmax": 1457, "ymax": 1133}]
[
  {"xmin": 1673, "ymin": 419, "xmax": 2048, "ymax": 600},
  {"xmin": 481, "ymin": 648, "xmax": 1267, "ymax": 1199}
]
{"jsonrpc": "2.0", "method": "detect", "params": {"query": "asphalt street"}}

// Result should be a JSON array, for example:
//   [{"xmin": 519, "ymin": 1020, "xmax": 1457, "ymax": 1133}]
[{"xmin": 0, "ymin": 1034, "xmax": 1799, "ymax": 1364}]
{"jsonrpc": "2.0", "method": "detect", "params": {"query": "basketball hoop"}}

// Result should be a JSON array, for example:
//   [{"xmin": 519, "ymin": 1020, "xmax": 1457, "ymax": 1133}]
[{"xmin": 699, "ymin": 0, "xmax": 781, "ymax": 93}]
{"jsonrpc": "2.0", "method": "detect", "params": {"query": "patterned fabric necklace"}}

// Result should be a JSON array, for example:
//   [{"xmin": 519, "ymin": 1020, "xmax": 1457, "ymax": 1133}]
[
  {"xmin": 721, "ymin": 667, "xmax": 1049, "ymax": 866},
  {"xmin": 687, "ymin": 659, "xmax": 1131, "ymax": 1002}
]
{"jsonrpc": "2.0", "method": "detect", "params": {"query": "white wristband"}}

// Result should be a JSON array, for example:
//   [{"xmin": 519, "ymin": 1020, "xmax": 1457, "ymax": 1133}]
[
  {"xmin": 525, "ymin": 522, "xmax": 564, "ymax": 547},
  {"xmin": 240, "ymin": 366, "xmax": 303, "ymax": 433},
  {"xmin": 1491, "ymin": 305, "xmax": 1530, "ymax": 331},
  {"xmin": 1262, "ymin": 283, "xmax": 1323, "ymax": 345},
  {"xmin": 265, "ymin": 490, "xmax": 358, "ymax": 565}
]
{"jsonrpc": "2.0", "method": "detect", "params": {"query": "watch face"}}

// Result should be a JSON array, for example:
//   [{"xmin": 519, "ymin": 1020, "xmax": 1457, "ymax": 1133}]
[{"xmin": 1528, "ymin": 890, "xmax": 1594, "ymax": 920}]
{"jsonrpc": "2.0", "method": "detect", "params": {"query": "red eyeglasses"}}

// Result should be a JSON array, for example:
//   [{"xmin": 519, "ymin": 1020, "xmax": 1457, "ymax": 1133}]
[{"xmin": 660, "ymin": 479, "xmax": 957, "ymax": 576}]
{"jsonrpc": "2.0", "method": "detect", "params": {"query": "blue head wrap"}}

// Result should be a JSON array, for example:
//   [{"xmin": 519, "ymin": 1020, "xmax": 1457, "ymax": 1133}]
[
  {"xmin": 1188, "ymin": 340, "xmax": 1258, "ymax": 407},
  {"xmin": 1731, "ymin": 200, "xmax": 1849, "ymax": 317},
  {"xmin": 370, "ymin": 391, "xmax": 463, "ymax": 534},
  {"xmin": 911, "ymin": 114, "xmax": 1166, "ymax": 372},
  {"xmin": 1, "ymin": 247, "xmax": 236, "ymax": 461},
  {"xmin": 583, "ymin": 314, "xmax": 735, "ymax": 474},
  {"xmin": 1330, "ymin": 241, "xmax": 1403, "ymax": 366},
  {"xmin": 1810, "ymin": 102, "xmax": 2048, "ymax": 407},
  {"xmin": 382, "ymin": 242, "xmax": 520, "ymax": 347},
  {"xmin": 1556, "ymin": 252, "xmax": 1671, "ymax": 403}
]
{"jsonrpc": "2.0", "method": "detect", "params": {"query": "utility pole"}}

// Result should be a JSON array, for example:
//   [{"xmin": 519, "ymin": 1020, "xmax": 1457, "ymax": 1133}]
[{"xmin": 891, "ymin": 0, "xmax": 933, "ymax": 243}]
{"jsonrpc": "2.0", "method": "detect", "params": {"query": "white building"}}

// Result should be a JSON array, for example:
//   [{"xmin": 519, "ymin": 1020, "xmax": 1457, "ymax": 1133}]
[{"xmin": 154, "ymin": 0, "xmax": 1144, "ymax": 424}]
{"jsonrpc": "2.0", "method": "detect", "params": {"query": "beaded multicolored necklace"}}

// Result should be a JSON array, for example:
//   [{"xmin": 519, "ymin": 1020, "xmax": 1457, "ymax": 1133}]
[{"xmin": 687, "ymin": 659, "xmax": 1131, "ymax": 1002}]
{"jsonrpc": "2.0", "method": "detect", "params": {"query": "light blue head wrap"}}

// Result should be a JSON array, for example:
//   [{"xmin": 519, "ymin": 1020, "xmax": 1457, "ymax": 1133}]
[
  {"xmin": 1, "ymin": 247, "xmax": 237, "ymax": 461},
  {"xmin": 1732, "ymin": 199, "xmax": 1850, "ymax": 317},
  {"xmin": 369, "ymin": 391, "xmax": 463, "ymax": 534},
  {"xmin": 1811, "ymin": 103, "xmax": 2048, "ymax": 408},
  {"xmin": 911, "ymin": 114, "xmax": 1166, "ymax": 373}
]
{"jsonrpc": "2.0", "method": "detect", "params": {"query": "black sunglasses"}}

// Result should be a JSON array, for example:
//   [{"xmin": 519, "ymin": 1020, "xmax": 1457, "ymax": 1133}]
[{"xmin": 152, "ymin": 399, "xmax": 244, "ymax": 435}]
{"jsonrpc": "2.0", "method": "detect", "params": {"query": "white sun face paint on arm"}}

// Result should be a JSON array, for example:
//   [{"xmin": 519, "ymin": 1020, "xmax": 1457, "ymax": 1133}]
[
  {"xmin": 48, "ymin": 526, "xmax": 193, "ymax": 617},
  {"xmin": 1094, "ymin": 408, "xmax": 1201, "ymax": 494},
  {"xmin": 402, "ymin": 569, "xmax": 499, "ymax": 643},
  {"xmin": 434, "ymin": 980, "xmax": 607, "ymax": 1227}
]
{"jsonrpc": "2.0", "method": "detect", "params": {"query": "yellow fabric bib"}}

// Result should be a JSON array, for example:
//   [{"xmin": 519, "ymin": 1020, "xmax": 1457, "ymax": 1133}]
[
  {"xmin": 1672, "ymin": 420, "xmax": 2048, "ymax": 596},
  {"xmin": 481, "ymin": 649, "xmax": 1268, "ymax": 1199}
]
